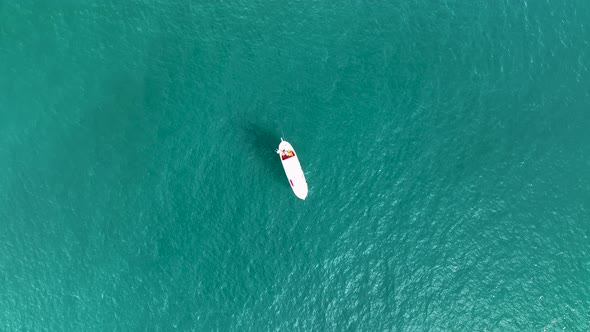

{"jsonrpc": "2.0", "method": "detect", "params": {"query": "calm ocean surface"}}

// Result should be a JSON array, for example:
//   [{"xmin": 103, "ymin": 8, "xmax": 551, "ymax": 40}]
[{"xmin": 1, "ymin": 1, "xmax": 589, "ymax": 330}]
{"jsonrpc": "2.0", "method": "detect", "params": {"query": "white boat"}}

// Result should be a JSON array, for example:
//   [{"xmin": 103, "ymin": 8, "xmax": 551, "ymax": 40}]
[{"xmin": 276, "ymin": 139, "xmax": 308, "ymax": 200}]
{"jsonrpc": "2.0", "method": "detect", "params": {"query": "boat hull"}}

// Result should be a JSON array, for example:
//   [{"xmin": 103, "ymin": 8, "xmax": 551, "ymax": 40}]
[{"xmin": 277, "ymin": 141, "xmax": 308, "ymax": 200}]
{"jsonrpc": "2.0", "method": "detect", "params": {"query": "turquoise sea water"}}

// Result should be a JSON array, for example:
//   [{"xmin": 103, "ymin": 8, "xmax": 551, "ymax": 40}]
[{"xmin": 1, "ymin": 1, "xmax": 589, "ymax": 330}]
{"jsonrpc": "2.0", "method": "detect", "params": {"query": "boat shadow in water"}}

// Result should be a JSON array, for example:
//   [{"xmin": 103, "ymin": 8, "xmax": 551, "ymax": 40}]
[{"xmin": 242, "ymin": 122, "xmax": 285, "ymax": 185}]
